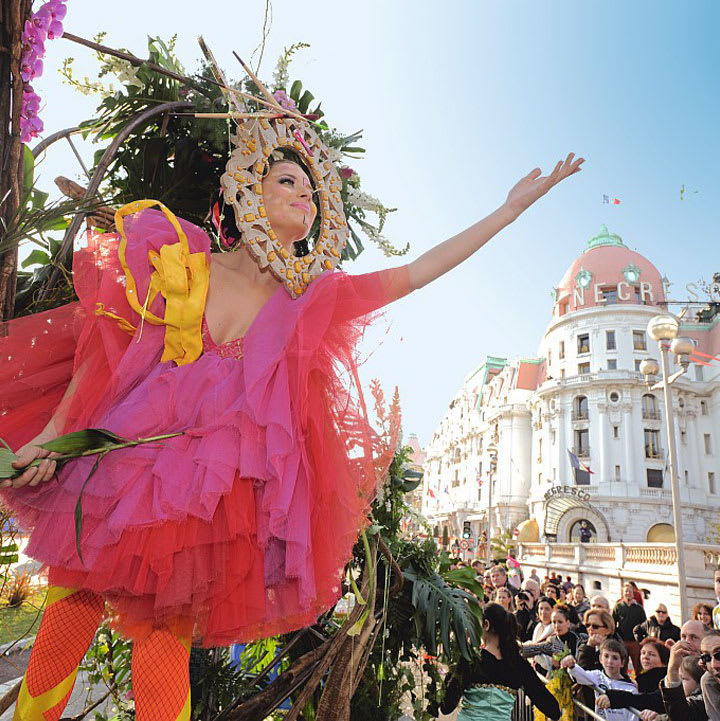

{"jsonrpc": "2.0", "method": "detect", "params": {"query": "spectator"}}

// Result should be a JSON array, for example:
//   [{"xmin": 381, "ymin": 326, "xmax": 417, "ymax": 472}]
[
  {"xmin": 562, "ymin": 576, "xmax": 574, "ymax": 594},
  {"xmin": 634, "ymin": 603, "xmax": 682, "ymax": 643},
  {"xmin": 591, "ymin": 594, "xmax": 611, "ymax": 611},
  {"xmin": 483, "ymin": 569, "xmax": 494, "ymax": 599},
  {"xmin": 577, "ymin": 608, "xmax": 617, "ymax": 669},
  {"xmin": 628, "ymin": 580, "xmax": 646, "ymax": 606},
  {"xmin": 572, "ymin": 584, "xmax": 591, "ymax": 618},
  {"xmin": 493, "ymin": 586, "xmax": 516, "ymax": 613},
  {"xmin": 530, "ymin": 568, "xmax": 541, "ymax": 586},
  {"xmin": 514, "ymin": 590, "xmax": 537, "ymax": 642},
  {"xmin": 527, "ymin": 596, "xmax": 556, "ymax": 674},
  {"xmin": 543, "ymin": 582, "xmax": 560, "ymax": 601},
  {"xmin": 700, "ymin": 630, "xmax": 720, "ymax": 721},
  {"xmin": 506, "ymin": 549, "xmax": 523, "ymax": 589},
  {"xmin": 521, "ymin": 578, "xmax": 541, "ymax": 608},
  {"xmin": 713, "ymin": 569, "xmax": 720, "ymax": 631},
  {"xmin": 490, "ymin": 564, "xmax": 518, "ymax": 597},
  {"xmin": 548, "ymin": 605, "xmax": 581, "ymax": 659},
  {"xmin": 613, "ymin": 583, "xmax": 647, "ymax": 673},
  {"xmin": 562, "ymin": 639, "xmax": 637, "ymax": 721},
  {"xmin": 471, "ymin": 559, "xmax": 484, "ymax": 576},
  {"xmin": 678, "ymin": 620, "xmax": 707, "ymax": 655},
  {"xmin": 693, "ymin": 603, "xmax": 715, "ymax": 633},
  {"xmin": 660, "ymin": 630, "xmax": 720, "ymax": 721},
  {"xmin": 604, "ymin": 638, "xmax": 670, "ymax": 715}
]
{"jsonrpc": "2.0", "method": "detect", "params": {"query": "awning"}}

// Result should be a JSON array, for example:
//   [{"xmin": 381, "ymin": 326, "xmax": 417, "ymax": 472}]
[{"xmin": 544, "ymin": 493, "xmax": 595, "ymax": 536}]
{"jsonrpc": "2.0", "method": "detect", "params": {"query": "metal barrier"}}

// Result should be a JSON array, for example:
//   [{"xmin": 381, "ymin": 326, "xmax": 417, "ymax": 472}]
[{"xmin": 512, "ymin": 678, "xmax": 642, "ymax": 721}]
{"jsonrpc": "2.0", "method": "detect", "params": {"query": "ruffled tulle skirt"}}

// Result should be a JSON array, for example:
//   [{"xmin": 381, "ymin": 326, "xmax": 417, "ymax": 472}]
[{"xmin": 0, "ymin": 209, "xmax": 409, "ymax": 644}]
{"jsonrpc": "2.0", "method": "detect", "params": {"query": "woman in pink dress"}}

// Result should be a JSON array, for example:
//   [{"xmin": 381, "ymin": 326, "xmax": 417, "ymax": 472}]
[{"xmin": 1, "ymin": 151, "xmax": 583, "ymax": 719}]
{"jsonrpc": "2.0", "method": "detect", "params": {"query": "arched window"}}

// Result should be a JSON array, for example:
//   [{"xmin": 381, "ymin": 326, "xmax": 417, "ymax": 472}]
[
  {"xmin": 574, "ymin": 395, "xmax": 589, "ymax": 420},
  {"xmin": 647, "ymin": 523, "xmax": 675, "ymax": 542},
  {"xmin": 570, "ymin": 519, "xmax": 596, "ymax": 543},
  {"xmin": 642, "ymin": 394, "xmax": 658, "ymax": 420}
]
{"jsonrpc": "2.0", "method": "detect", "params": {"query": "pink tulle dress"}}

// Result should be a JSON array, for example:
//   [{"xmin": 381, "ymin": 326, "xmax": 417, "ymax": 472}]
[{"xmin": 0, "ymin": 208, "xmax": 410, "ymax": 645}]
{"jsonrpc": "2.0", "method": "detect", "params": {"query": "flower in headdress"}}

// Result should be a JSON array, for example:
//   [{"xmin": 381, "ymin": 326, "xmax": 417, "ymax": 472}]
[
  {"xmin": 273, "ymin": 90, "xmax": 297, "ymax": 112},
  {"xmin": 339, "ymin": 166, "xmax": 356, "ymax": 180}
]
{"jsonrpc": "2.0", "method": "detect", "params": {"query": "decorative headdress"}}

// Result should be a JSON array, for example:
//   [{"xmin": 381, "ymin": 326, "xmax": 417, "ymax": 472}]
[{"xmin": 200, "ymin": 40, "xmax": 349, "ymax": 299}]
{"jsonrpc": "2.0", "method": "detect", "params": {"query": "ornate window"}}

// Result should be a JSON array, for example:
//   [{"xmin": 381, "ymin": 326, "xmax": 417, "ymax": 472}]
[{"xmin": 573, "ymin": 395, "xmax": 589, "ymax": 420}]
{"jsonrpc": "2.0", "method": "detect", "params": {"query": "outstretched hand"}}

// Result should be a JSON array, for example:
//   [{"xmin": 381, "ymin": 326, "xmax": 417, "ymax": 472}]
[{"xmin": 505, "ymin": 152, "xmax": 584, "ymax": 217}]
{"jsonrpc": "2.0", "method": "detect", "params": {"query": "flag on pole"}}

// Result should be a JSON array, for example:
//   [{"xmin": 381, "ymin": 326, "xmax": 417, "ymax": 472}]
[
  {"xmin": 476, "ymin": 468, "xmax": 483, "ymax": 487},
  {"xmin": 428, "ymin": 488, "xmax": 436, "ymax": 499},
  {"xmin": 603, "ymin": 194, "xmax": 621, "ymax": 205},
  {"xmin": 567, "ymin": 448, "xmax": 594, "ymax": 474}
]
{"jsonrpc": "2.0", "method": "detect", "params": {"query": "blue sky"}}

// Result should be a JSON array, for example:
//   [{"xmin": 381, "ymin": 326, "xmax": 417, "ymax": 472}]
[{"xmin": 32, "ymin": 0, "xmax": 720, "ymax": 443}]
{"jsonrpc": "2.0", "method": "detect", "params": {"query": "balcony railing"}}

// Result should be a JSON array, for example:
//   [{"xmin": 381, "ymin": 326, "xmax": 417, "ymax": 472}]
[
  {"xmin": 571, "ymin": 410, "xmax": 589, "ymax": 421},
  {"xmin": 642, "ymin": 409, "xmax": 662, "ymax": 420},
  {"xmin": 573, "ymin": 446, "xmax": 590, "ymax": 459}
]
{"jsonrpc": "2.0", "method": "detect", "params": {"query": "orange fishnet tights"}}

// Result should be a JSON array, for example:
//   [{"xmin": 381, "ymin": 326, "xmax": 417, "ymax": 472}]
[{"xmin": 14, "ymin": 586, "xmax": 191, "ymax": 721}]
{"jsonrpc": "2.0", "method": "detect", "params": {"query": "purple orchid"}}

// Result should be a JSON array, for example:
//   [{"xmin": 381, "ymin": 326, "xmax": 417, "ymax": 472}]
[{"xmin": 19, "ymin": 0, "xmax": 68, "ymax": 143}]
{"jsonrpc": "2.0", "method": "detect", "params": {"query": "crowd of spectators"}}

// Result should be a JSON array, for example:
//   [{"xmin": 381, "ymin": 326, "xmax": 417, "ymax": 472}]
[{"xmin": 458, "ymin": 559, "xmax": 720, "ymax": 720}]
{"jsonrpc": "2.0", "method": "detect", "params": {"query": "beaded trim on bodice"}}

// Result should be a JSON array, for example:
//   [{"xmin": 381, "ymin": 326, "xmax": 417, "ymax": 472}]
[{"xmin": 201, "ymin": 317, "xmax": 244, "ymax": 360}]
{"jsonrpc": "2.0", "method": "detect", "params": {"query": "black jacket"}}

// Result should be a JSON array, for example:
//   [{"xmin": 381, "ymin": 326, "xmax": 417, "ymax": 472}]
[
  {"xmin": 660, "ymin": 681, "xmax": 707, "ymax": 721},
  {"xmin": 440, "ymin": 649, "xmax": 560, "ymax": 719},
  {"xmin": 633, "ymin": 615, "xmax": 681, "ymax": 643},
  {"xmin": 613, "ymin": 601, "xmax": 647, "ymax": 641},
  {"xmin": 606, "ymin": 666, "xmax": 667, "ymax": 713}
]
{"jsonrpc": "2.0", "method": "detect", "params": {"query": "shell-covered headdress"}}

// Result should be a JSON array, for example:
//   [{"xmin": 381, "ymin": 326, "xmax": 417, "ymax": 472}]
[
  {"xmin": 220, "ymin": 117, "xmax": 347, "ymax": 299},
  {"xmin": 198, "ymin": 39, "xmax": 350, "ymax": 299}
]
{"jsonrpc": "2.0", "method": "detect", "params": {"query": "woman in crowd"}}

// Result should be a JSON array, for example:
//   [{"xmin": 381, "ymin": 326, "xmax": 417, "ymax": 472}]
[
  {"xmin": 439, "ymin": 603, "xmax": 560, "ymax": 720},
  {"xmin": 571, "ymin": 583, "xmax": 590, "ymax": 619},
  {"xmin": 602, "ymin": 637, "xmax": 670, "ymax": 715},
  {"xmin": 692, "ymin": 602, "xmax": 715, "ymax": 634},
  {"xmin": 633, "ymin": 602, "xmax": 681, "ymax": 643},
  {"xmin": 577, "ymin": 608, "xmax": 617, "ymax": 671},
  {"xmin": 525, "ymin": 596, "xmax": 556, "ymax": 676},
  {"xmin": 493, "ymin": 587, "xmax": 516, "ymax": 613}
]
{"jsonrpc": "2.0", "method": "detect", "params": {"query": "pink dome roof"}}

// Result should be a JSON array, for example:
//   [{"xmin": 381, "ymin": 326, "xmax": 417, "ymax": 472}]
[{"xmin": 553, "ymin": 226, "xmax": 665, "ymax": 317}]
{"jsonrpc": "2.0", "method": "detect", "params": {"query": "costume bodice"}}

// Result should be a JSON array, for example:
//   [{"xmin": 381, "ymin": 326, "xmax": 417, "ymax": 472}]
[
  {"xmin": 457, "ymin": 684, "xmax": 517, "ymax": 721},
  {"xmin": 201, "ymin": 316, "xmax": 244, "ymax": 359}
]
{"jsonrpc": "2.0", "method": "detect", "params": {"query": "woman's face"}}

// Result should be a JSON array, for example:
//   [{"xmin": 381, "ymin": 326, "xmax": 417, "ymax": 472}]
[
  {"xmin": 551, "ymin": 610, "xmax": 570, "ymax": 636},
  {"xmin": 538, "ymin": 601, "xmax": 553, "ymax": 624},
  {"xmin": 545, "ymin": 586, "xmax": 558, "ymax": 600},
  {"xmin": 573, "ymin": 586, "xmax": 584, "ymax": 603},
  {"xmin": 586, "ymin": 613, "xmax": 611, "ymax": 639},
  {"xmin": 640, "ymin": 644, "xmax": 664, "ymax": 670},
  {"xmin": 495, "ymin": 589, "xmax": 511, "ymax": 610},
  {"xmin": 261, "ymin": 161, "xmax": 317, "ymax": 247},
  {"xmin": 697, "ymin": 607, "xmax": 712, "ymax": 626}
]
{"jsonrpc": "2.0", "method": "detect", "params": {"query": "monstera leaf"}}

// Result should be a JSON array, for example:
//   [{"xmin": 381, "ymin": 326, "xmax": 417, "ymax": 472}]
[{"xmin": 403, "ymin": 564, "xmax": 483, "ymax": 661}]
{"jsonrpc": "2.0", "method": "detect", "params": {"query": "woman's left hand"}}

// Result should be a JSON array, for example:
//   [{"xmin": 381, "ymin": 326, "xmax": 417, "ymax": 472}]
[{"xmin": 505, "ymin": 152, "xmax": 584, "ymax": 217}]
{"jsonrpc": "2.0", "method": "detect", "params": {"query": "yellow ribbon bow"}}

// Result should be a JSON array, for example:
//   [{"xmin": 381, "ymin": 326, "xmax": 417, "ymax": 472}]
[{"xmin": 115, "ymin": 199, "xmax": 210, "ymax": 366}]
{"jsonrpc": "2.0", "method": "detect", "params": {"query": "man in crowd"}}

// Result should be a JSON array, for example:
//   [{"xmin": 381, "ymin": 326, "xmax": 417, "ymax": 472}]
[
  {"xmin": 591, "ymin": 594, "xmax": 611, "ymax": 611},
  {"xmin": 613, "ymin": 583, "xmax": 647, "ymax": 673},
  {"xmin": 490, "ymin": 564, "xmax": 518, "ymax": 596},
  {"xmin": 713, "ymin": 569, "xmax": 720, "ymax": 631},
  {"xmin": 661, "ymin": 627, "xmax": 720, "ymax": 720},
  {"xmin": 679, "ymin": 620, "xmax": 707, "ymax": 655}
]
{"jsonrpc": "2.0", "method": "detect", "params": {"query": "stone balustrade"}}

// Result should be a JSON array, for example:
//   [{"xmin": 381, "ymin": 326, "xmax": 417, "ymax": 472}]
[{"xmin": 518, "ymin": 542, "xmax": 720, "ymax": 621}]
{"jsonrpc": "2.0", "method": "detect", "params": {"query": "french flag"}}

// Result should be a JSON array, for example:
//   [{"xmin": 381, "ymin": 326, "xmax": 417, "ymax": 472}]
[{"xmin": 567, "ymin": 449, "xmax": 594, "ymax": 474}]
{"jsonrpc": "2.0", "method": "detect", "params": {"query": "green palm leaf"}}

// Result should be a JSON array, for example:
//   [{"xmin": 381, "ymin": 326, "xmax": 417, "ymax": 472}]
[{"xmin": 404, "ymin": 564, "xmax": 483, "ymax": 661}]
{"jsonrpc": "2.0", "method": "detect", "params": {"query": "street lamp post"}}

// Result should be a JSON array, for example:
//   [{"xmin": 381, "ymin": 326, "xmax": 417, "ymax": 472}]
[
  {"xmin": 643, "ymin": 314, "xmax": 696, "ymax": 622},
  {"xmin": 486, "ymin": 444, "xmax": 498, "ymax": 566}
]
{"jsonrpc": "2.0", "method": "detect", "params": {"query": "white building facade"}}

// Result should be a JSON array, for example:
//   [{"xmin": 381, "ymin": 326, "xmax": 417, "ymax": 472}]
[{"xmin": 422, "ymin": 227, "xmax": 720, "ymax": 550}]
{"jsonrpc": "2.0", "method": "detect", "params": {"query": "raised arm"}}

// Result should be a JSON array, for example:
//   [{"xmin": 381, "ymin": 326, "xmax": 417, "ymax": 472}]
[{"xmin": 406, "ymin": 153, "xmax": 584, "ymax": 291}]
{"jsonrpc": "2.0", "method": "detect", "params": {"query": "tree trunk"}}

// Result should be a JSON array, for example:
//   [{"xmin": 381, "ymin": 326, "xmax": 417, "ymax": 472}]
[{"xmin": 0, "ymin": 0, "xmax": 30, "ymax": 320}]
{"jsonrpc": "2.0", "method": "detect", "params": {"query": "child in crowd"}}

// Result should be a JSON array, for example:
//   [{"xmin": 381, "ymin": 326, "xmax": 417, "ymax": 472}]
[{"xmin": 561, "ymin": 639, "xmax": 637, "ymax": 721}]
